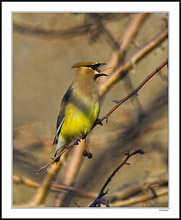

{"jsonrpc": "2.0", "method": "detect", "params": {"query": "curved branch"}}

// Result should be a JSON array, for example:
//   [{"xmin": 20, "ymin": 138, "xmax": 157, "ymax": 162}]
[
  {"xmin": 53, "ymin": 140, "xmax": 86, "ymax": 207},
  {"xmin": 13, "ymin": 23, "xmax": 92, "ymax": 38},
  {"xmin": 99, "ymin": 13, "xmax": 149, "ymax": 77},
  {"xmin": 89, "ymin": 149, "xmax": 145, "ymax": 207},
  {"xmin": 120, "ymin": 13, "xmax": 149, "ymax": 51},
  {"xmin": 110, "ymin": 187, "xmax": 168, "ymax": 207},
  {"xmin": 108, "ymin": 172, "xmax": 168, "ymax": 202},
  {"xmin": 13, "ymin": 14, "xmax": 122, "ymax": 39},
  {"xmin": 98, "ymin": 28, "xmax": 168, "ymax": 96},
  {"xmin": 13, "ymin": 175, "xmax": 97, "ymax": 199},
  {"xmin": 13, "ymin": 175, "xmax": 39, "ymax": 188},
  {"xmin": 32, "ymin": 160, "xmax": 62, "ymax": 206}
]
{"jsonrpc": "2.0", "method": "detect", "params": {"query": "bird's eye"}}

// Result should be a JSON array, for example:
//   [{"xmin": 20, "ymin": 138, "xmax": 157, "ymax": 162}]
[{"xmin": 96, "ymin": 68, "xmax": 100, "ymax": 73}]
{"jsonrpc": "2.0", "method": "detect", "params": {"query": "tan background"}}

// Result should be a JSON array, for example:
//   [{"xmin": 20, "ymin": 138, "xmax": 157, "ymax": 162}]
[{"xmin": 13, "ymin": 13, "xmax": 168, "ymax": 207}]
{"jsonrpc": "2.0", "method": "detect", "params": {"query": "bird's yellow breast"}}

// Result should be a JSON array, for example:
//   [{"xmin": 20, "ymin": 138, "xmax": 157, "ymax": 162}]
[{"xmin": 60, "ymin": 101, "xmax": 99, "ymax": 142}]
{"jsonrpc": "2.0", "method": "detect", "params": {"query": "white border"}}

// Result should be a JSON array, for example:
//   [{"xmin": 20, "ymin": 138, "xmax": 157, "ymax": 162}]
[{"xmin": 2, "ymin": 1, "xmax": 179, "ymax": 219}]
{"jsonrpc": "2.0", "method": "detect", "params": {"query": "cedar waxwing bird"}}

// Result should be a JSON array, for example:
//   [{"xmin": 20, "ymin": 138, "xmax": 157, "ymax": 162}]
[{"xmin": 53, "ymin": 62, "xmax": 107, "ymax": 162}]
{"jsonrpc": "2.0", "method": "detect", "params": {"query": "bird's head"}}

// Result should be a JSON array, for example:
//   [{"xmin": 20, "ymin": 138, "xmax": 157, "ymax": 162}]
[{"xmin": 72, "ymin": 62, "xmax": 107, "ymax": 80}]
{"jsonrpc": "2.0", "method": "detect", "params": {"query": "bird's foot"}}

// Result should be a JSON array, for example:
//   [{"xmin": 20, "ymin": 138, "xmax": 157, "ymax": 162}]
[
  {"xmin": 82, "ymin": 134, "xmax": 87, "ymax": 140},
  {"xmin": 96, "ymin": 118, "xmax": 103, "ymax": 126},
  {"xmin": 75, "ymin": 139, "xmax": 80, "ymax": 145},
  {"xmin": 51, "ymin": 156, "xmax": 60, "ymax": 163}
]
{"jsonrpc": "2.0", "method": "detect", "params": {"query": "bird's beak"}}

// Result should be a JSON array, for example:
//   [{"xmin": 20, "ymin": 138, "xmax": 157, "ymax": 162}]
[
  {"xmin": 97, "ymin": 73, "xmax": 108, "ymax": 77},
  {"xmin": 99, "ymin": 63, "xmax": 107, "ymax": 67},
  {"xmin": 96, "ymin": 63, "xmax": 107, "ymax": 77}
]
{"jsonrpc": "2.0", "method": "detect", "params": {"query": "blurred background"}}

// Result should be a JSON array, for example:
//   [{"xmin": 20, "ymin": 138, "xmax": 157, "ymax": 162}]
[{"xmin": 13, "ymin": 13, "xmax": 168, "ymax": 207}]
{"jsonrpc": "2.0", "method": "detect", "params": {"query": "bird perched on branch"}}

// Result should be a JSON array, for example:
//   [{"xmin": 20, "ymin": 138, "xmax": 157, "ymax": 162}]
[{"xmin": 53, "ymin": 62, "xmax": 107, "ymax": 162}]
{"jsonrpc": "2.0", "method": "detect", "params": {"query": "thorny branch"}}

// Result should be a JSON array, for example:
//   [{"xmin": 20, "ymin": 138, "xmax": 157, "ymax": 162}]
[
  {"xmin": 100, "ymin": 58, "xmax": 168, "ymax": 122},
  {"xmin": 89, "ymin": 149, "xmax": 145, "ymax": 207},
  {"xmin": 35, "ymin": 58, "xmax": 168, "ymax": 175}
]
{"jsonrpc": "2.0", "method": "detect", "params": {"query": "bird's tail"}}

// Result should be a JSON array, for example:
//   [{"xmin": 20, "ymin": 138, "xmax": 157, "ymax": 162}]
[
  {"xmin": 53, "ymin": 138, "xmax": 67, "ymax": 163},
  {"xmin": 53, "ymin": 150, "xmax": 61, "ymax": 163},
  {"xmin": 53, "ymin": 147, "xmax": 64, "ymax": 163}
]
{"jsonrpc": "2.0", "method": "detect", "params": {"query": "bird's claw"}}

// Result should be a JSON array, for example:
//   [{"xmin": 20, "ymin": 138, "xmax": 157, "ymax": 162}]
[
  {"xmin": 96, "ymin": 118, "xmax": 103, "ymax": 126},
  {"xmin": 75, "ymin": 139, "xmax": 80, "ymax": 145}
]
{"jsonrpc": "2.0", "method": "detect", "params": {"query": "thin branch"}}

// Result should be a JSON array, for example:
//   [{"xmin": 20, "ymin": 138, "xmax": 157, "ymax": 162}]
[
  {"xmin": 98, "ymin": 28, "xmax": 168, "ymax": 96},
  {"xmin": 89, "ymin": 13, "xmax": 123, "ymax": 48},
  {"xmin": 31, "ymin": 160, "xmax": 62, "ymax": 206},
  {"xmin": 35, "ymin": 58, "xmax": 168, "ymax": 174},
  {"xmin": 109, "ymin": 186, "xmax": 168, "ymax": 207},
  {"xmin": 13, "ymin": 172, "xmax": 168, "ymax": 207},
  {"xmin": 53, "ymin": 140, "xmax": 86, "ymax": 207},
  {"xmin": 89, "ymin": 149, "xmax": 145, "ymax": 207},
  {"xmin": 120, "ymin": 13, "xmax": 149, "ymax": 51},
  {"xmin": 13, "ymin": 23, "xmax": 92, "ymax": 39},
  {"xmin": 13, "ymin": 14, "xmax": 122, "ymax": 39},
  {"xmin": 13, "ymin": 175, "xmax": 39, "ymax": 188},
  {"xmin": 34, "ymin": 137, "xmax": 84, "ymax": 175},
  {"xmin": 108, "ymin": 172, "xmax": 168, "ymax": 202},
  {"xmin": 98, "ymin": 13, "xmax": 149, "ymax": 78},
  {"xmin": 100, "ymin": 58, "xmax": 168, "ymax": 122},
  {"xmin": 13, "ymin": 175, "xmax": 97, "ymax": 199}
]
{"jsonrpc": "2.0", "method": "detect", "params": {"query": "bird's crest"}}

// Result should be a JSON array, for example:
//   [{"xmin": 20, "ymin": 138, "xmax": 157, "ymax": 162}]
[{"xmin": 72, "ymin": 62, "xmax": 106, "ymax": 69}]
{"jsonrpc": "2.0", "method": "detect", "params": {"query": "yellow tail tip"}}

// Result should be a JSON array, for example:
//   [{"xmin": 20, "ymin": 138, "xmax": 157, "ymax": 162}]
[
  {"xmin": 52, "ymin": 161, "xmax": 59, "ymax": 165},
  {"xmin": 51, "ymin": 157, "xmax": 60, "ymax": 165}
]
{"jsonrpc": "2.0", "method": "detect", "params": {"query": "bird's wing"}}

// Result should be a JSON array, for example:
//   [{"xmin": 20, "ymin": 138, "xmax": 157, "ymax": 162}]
[
  {"xmin": 53, "ymin": 115, "xmax": 65, "ymax": 145},
  {"xmin": 53, "ymin": 85, "xmax": 73, "ymax": 145}
]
